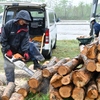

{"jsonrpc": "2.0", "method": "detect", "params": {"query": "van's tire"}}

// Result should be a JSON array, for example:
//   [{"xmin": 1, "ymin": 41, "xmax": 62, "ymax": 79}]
[{"xmin": 53, "ymin": 36, "xmax": 57, "ymax": 49}]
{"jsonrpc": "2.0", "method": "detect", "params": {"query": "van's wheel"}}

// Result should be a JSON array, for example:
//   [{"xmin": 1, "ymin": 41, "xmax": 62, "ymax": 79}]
[
  {"xmin": 53, "ymin": 36, "xmax": 57, "ymax": 49},
  {"xmin": 45, "ymin": 45, "xmax": 52, "ymax": 59}
]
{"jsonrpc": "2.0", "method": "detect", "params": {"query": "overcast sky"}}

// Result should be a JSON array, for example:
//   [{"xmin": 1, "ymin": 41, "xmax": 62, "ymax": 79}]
[{"xmin": 72, "ymin": 0, "xmax": 92, "ymax": 6}]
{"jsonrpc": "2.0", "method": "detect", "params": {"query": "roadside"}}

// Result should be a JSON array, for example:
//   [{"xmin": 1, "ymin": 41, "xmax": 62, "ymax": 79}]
[{"xmin": 57, "ymin": 20, "xmax": 91, "ymax": 40}]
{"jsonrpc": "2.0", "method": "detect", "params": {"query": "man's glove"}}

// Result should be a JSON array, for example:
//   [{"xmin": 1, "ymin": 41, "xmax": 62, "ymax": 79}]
[
  {"xmin": 24, "ymin": 53, "xmax": 30, "ymax": 60},
  {"xmin": 6, "ymin": 50, "xmax": 13, "ymax": 58}
]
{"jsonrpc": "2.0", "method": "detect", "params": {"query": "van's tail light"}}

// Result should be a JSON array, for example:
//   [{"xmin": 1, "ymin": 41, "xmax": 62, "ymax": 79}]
[{"xmin": 45, "ymin": 29, "xmax": 49, "ymax": 44}]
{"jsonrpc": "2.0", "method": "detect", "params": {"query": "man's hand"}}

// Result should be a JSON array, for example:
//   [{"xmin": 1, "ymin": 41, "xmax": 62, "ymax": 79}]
[
  {"xmin": 6, "ymin": 50, "xmax": 13, "ymax": 58},
  {"xmin": 24, "ymin": 53, "xmax": 30, "ymax": 60}
]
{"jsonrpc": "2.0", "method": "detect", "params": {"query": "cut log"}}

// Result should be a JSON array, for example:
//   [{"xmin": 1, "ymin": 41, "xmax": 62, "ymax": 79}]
[
  {"xmin": 59, "ymin": 84, "xmax": 73, "ymax": 98},
  {"xmin": 80, "ymin": 45, "xmax": 88, "ymax": 55},
  {"xmin": 16, "ymin": 81, "xmax": 29, "ymax": 97},
  {"xmin": 57, "ymin": 56, "xmax": 82, "ymax": 76},
  {"xmin": 0, "ymin": 74, "xmax": 7, "ymax": 85},
  {"xmin": 9, "ymin": 92, "xmax": 24, "ymax": 100},
  {"xmin": 72, "ymin": 66, "xmax": 92, "ymax": 87},
  {"xmin": 96, "ymin": 62, "xmax": 100, "ymax": 72},
  {"xmin": 42, "ymin": 58, "xmax": 70, "ymax": 77},
  {"xmin": 28, "ymin": 70, "xmax": 42, "ymax": 88},
  {"xmin": 97, "ymin": 53, "xmax": 100, "ymax": 63},
  {"xmin": 96, "ymin": 94, "xmax": 100, "ymax": 100},
  {"xmin": 61, "ymin": 72, "xmax": 73, "ymax": 85},
  {"xmin": 86, "ymin": 80, "xmax": 98, "ymax": 99},
  {"xmin": 2, "ymin": 82, "xmax": 15, "ymax": 100},
  {"xmin": 30, "ymin": 77, "xmax": 50, "ymax": 94},
  {"xmin": 0, "ymin": 86, "xmax": 5, "ymax": 100},
  {"xmin": 80, "ymin": 54, "xmax": 96, "ymax": 72},
  {"xmin": 86, "ymin": 44, "xmax": 97, "ymax": 59},
  {"xmin": 49, "ymin": 85, "xmax": 63, "ymax": 100},
  {"xmin": 97, "ymin": 44, "xmax": 100, "ymax": 51},
  {"xmin": 50, "ymin": 73, "xmax": 62, "ymax": 88},
  {"xmin": 71, "ymin": 87, "xmax": 85, "ymax": 100},
  {"xmin": 96, "ymin": 73, "xmax": 100, "ymax": 93},
  {"xmin": 84, "ymin": 96, "xmax": 95, "ymax": 100}
]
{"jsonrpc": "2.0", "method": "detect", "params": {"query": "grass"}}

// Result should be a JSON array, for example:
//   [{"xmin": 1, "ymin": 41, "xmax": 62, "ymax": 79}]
[{"xmin": 0, "ymin": 40, "xmax": 80, "ymax": 100}]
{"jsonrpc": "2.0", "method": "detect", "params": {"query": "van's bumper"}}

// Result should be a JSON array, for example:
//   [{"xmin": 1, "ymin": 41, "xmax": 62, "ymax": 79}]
[{"xmin": 42, "ymin": 49, "xmax": 49, "ymax": 56}]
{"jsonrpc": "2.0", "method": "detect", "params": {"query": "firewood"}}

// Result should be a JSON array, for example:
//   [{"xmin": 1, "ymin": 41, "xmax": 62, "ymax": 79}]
[
  {"xmin": 97, "ymin": 44, "xmax": 100, "ymax": 51},
  {"xmin": 80, "ymin": 54, "xmax": 96, "ymax": 72},
  {"xmin": 86, "ymin": 44, "xmax": 97, "ymax": 59},
  {"xmin": 96, "ymin": 73, "xmax": 100, "ymax": 93},
  {"xmin": 72, "ymin": 66, "xmax": 92, "ymax": 87},
  {"xmin": 61, "ymin": 72, "xmax": 73, "ymax": 85},
  {"xmin": 57, "ymin": 56, "xmax": 81, "ymax": 76},
  {"xmin": 80, "ymin": 45, "xmax": 88, "ymax": 55},
  {"xmin": 86, "ymin": 80, "xmax": 98, "ymax": 99},
  {"xmin": 71, "ymin": 87, "xmax": 85, "ymax": 100},
  {"xmin": 97, "ymin": 53, "xmax": 100, "ymax": 63},
  {"xmin": 30, "ymin": 77, "xmax": 50, "ymax": 94},
  {"xmin": 59, "ymin": 84, "xmax": 73, "ymax": 98},
  {"xmin": 28, "ymin": 70, "xmax": 42, "ymax": 88},
  {"xmin": 42, "ymin": 58, "xmax": 70, "ymax": 77},
  {"xmin": 0, "ymin": 74, "xmax": 7, "ymax": 85},
  {"xmin": 49, "ymin": 84, "xmax": 63, "ymax": 100},
  {"xmin": 96, "ymin": 62, "xmax": 100, "ymax": 72},
  {"xmin": 2, "ymin": 82, "xmax": 15, "ymax": 100},
  {"xmin": 9, "ymin": 92, "xmax": 24, "ymax": 100},
  {"xmin": 84, "ymin": 96, "xmax": 95, "ymax": 100},
  {"xmin": 0, "ymin": 86, "xmax": 5, "ymax": 100},
  {"xmin": 50, "ymin": 74, "xmax": 62, "ymax": 88},
  {"xmin": 16, "ymin": 81, "xmax": 29, "ymax": 97},
  {"xmin": 96, "ymin": 94, "xmax": 100, "ymax": 100}
]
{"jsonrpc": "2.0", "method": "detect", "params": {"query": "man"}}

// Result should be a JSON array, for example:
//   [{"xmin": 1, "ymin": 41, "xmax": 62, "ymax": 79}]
[
  {"xmin": 1, "ymin": 10, "xmax": 45, "ymax": 83},
  {"xmin": 90, "ymin": 17, "xmax": 100, "ymax": 37}
]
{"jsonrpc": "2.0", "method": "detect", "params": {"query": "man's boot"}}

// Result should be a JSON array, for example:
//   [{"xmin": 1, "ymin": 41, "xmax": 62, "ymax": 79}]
[{"xmin": 33, "ymin": 60, "xmax": 44, "ymax": 70}]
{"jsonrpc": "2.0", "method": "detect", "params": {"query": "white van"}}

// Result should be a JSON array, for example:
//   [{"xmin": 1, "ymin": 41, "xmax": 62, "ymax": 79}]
[{"xmin": 1, "ymin": 2, "xmax": 59, "ymax": 59}]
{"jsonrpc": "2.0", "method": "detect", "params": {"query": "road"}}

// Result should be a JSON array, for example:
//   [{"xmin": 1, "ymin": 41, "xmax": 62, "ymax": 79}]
[{"xmin": 56, "ymin": 20, "xmax": 90, "ymax": 40}]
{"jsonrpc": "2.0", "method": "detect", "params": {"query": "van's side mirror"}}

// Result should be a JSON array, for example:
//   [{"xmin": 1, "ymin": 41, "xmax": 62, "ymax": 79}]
[{"xmin": 56, "ymin": 18, "xmax": 60, "ymax": 22}]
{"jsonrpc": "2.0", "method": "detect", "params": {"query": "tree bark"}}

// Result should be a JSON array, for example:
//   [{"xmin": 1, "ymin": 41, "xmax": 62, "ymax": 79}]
[
  {"xmin": 57, "ymin": 56, "xmax": 81, "ymax": 76},
  {"xmin": 28, "ymin": 70, "xmax": 42, "ymax": 88},
  {"xmin": 0, "ymin": 74, "xmax": 7, "ymax": 86},
  {"xmin": 0, "ymin": 86, "xmax": 5, "ymax": 100},
  {"xmin": 16, "ymin": 81, "xmax": 29, "ymax": 97},
  {"xmin": 72, "ymin": 66, "xmax": 92, "ymax": 87},
  {"xmin": 96, "ymin": 73, "xmax": 100, "ymax": 93},
  {"xmin": 59, "ymin": 84, "xmax": 73, "ymax": 98},
  {"xmin": 9, "ymin": 92, "xmax": 24, "ymax": 100},
  {"xmin": 2, "ymin": 82, "xmax": 15, "ymax": 100},
  {"xmin": 42, "ymin": 58, "xmax": 70, "ymax": 77},
  {"xmin": 71, "ymin": 87, "xmax": 85, "ymax": 100}
]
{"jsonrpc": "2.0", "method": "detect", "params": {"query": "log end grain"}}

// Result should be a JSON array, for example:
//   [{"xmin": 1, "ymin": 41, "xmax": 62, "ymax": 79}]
[
  {"xmin": 28, "ymin": 79, "xmax": 39, "ymax": 88},
  {"xmin": 42, "ymin": 69, "xmax": 51, "ymax": 77},
  {"xmin": 57, "ymin": 65, "xmax": 67, "ymax": 76},
  {"xmin": 2, "ymin": 96, "xmax": 9, "ymax": 100},
  {"xmin": 17, "ymin": 88, "xmax": 27, "ymax": 97}
]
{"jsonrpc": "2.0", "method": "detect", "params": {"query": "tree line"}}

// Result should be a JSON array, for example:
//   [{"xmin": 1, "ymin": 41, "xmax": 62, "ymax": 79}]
[{"xmin": 0, "ymin": 0, "xmax": 93, "ymax": 20}]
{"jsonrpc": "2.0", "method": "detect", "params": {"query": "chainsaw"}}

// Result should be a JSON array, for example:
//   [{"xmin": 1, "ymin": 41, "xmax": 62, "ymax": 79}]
[{"xmin": 5, "ymin": 53, "xmax": 34, "ymax": 76}]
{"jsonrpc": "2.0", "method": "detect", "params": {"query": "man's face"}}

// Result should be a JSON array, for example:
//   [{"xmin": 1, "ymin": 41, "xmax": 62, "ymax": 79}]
[{"xmin": 18, "ymin": 19, "xmax": 29, "ymax": 25}]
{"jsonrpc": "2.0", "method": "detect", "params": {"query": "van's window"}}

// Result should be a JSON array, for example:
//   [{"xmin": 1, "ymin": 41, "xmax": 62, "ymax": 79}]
[
  {"xmin": 6, "ymin": 11, "xmax": 14, "ymax": 23},
  {"xmin": 49, "ymin": 12, "xmax": 55, "ymax": 26},
  {"xmin": 30, "ymin": 11, "xmax": 44, "ymax": 17},
  {"xmin": 0, "ymin": 15, "xmax": 2, "ymax": 24}
]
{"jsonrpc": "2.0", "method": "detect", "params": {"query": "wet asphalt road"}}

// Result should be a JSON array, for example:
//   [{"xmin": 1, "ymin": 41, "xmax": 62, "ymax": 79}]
[{"xmin": 56, "ymin": 20, "xmax": 90, "ymax": 40}]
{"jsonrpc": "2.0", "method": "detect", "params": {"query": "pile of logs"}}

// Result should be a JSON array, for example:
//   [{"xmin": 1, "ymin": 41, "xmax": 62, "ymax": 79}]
[{"xmin": 2, "ymin": 40, "xmax": 100, "ymax": 100}]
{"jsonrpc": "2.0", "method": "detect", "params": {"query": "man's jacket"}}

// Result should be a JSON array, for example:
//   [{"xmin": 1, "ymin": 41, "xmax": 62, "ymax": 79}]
[{"xmin": 1, "ymin": 19, "xmax": 30, "ymax": 54}]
